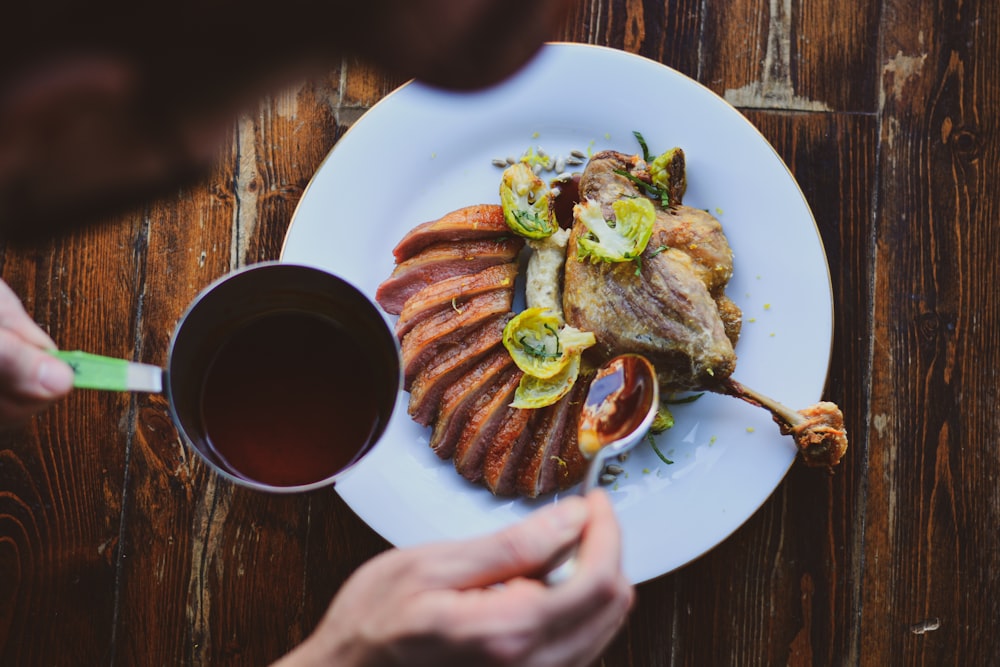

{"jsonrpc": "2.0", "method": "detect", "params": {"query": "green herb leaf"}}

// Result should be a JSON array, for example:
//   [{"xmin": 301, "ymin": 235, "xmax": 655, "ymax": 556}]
[
  {"xmin": 612, "ymin": 168, "xmax": 671, "ymax": 207},
  {"xmin": 648, "ymin": 433, "xmax": 674, "ymax": 465},
  {"xmin": 632, "ymin": 130, "xmax": 653, "ymax": 162}
]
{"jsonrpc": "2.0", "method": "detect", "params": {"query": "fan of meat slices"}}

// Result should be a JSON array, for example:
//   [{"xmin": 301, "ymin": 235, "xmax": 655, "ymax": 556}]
[
  {"xmin": 375, "ymin": 140, "xmax": 848, "ymax": 498},
  {"xmin": 375, "ymin": 204, "xmax": 591, "ymax": 497}
]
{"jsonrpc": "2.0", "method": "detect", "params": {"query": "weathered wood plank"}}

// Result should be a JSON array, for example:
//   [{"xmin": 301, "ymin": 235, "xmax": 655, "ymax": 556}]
[
  {"xmin": 0, "ymin": 214, "xmax": 146, "ymax": 663},
  {"xmin": 701, "ymin": 0, "xmax": 879, "ymax": 112},
  {"xmin": 865, "ymin": 0, "xmax": 1000, "ymax": 663},
  {"xmin": 557, "ymin": 0, "xmax": 705, "ymax": 78}
]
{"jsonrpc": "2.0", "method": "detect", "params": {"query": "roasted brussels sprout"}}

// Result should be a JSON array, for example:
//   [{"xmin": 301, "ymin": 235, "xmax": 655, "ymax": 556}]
[
  {"xmin": 511, "ymin": 353, "xmax": 583, "ymax": 409},
  {"xmin": 650, "ymin": 403, "xmax": 675, "ymax": 433},
  {"xmin": 499, "ymin": 162, "xmax": 557, "ymax": 239},
  {"xmin": 649, "ymin": 146, "xmax": 687, "ymax": 206},
  {"xmin": 502, "ymin": 307, "xmax": 595, "ymax": 379},
  {"xmin": 575, "ymin": 197, "xmax": 655, "ymax": 263}
]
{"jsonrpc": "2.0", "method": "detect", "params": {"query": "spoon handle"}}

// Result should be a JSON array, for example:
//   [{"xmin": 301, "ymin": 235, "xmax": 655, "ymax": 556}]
[
  {"xmin": 543, "ymin": 452, "xmax": 609, "ymax": 585},
  {"xmin": 50, "ymin": 350, "xmax": 164, "ymax": 393}
]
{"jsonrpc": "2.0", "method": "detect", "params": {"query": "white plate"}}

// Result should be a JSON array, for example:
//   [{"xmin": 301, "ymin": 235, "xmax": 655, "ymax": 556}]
[{"xmin": 281, "ymin": 43, "xmax": 833, "ymax": 583}]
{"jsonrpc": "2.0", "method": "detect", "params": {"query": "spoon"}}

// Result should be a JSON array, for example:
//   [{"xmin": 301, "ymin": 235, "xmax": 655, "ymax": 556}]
[{"xmin": 546, "ymin": 353, "xmax": 659, "ymax": 584}]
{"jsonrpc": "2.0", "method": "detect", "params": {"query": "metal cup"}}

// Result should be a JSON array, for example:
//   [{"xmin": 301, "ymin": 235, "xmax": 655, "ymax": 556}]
[
  {"xmin": 164, "ymin": 261, "xmax": 401, "ymax": 492},
  {"xmin": 162, "ymin": 261, "xmax": 401, "ymax": 493}
]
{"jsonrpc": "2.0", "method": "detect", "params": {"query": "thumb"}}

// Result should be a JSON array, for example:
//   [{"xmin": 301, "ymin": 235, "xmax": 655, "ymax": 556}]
[
  {"xmin": 0, "ymin": 328, "xmax": 75, "ymax": 399},
  {"xmin": 420, "ymin": 496, "xmax": 590, "ymax": 589}
]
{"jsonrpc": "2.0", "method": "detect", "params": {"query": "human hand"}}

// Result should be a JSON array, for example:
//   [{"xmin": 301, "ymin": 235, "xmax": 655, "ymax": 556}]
[
  {"xmin": 275, "ymin": 490, "xmax": 633, "ymax": 667},
  {"xmin": 0, "ymin": 279, "xmax": 74, "ymax": 425}
]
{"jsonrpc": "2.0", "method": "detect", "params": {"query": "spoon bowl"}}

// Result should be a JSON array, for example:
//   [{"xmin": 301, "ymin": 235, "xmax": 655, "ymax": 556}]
[{"xmin": 577, "ymin": 354, "xmax": 660, "ymax": 495}]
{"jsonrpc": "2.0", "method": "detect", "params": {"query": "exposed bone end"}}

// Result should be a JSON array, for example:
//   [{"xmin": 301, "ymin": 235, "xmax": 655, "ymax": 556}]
[
  {"xmin": 778, "ymin": 401, "xmax": 848, "ymax": 470},
  {"xmin": 718, "ymin": 379, "xmax": 848, "ymax": 470}
]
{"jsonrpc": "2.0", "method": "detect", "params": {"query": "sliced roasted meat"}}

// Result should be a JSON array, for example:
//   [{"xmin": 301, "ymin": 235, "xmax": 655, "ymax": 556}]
[
  {"xmin": 400, "ymin": 288, "xmax": 514, "ymax": 387},
  {"xmin": 395, "ymin": 263, "xmax": 518, "ymax": 339},
  {"xmin": 406, "ymin": 314, "xmax": 509, "ymax": 426},
  {"xmin": 515, "ymin": 378, "xmax": 585, "ymax": 498},
  {"xmin": 547, "ymin": 374, "xmax": 593, "ymax": 492},
  {"xmin": 452, "ymin": 365, "xmax": 523, "ymax": 483},
  {"xmin": 376, "ymin": 236, "xmax": 524, "ymax": 315},
  {"xmin": 392, "ymin": 204, "xmax": 509, "ymax": 262},
  {"xmin": 430, "ymin": 349, "xmax": 513, "ymax": 459},
  {"xmin": 481, "ymin": 409, "xmax": 534, "ymax": 496}
]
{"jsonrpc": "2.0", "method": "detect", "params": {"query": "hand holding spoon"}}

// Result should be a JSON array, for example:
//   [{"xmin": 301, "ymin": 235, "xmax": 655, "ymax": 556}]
[{"xmin": 546, "ymin": 353, "xmax": 659, "ymax": 584}]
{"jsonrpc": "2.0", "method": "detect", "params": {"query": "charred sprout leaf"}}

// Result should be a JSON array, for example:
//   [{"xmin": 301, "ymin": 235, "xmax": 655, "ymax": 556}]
[
  {"xmin": 649, "ymin": 147, "xmax": 687, "ymax": 206},
  {"xmin": 511, "ymin": 353, "xmax": 582, "ymax": 409},
  {"xmin": 503, "ymin": 308, "xmax": 596, "ymax": 379},
  {"xmin": 650, "ymin": 403, "xmax": 675, "ymax": 433},
  {"xmin": 575, "ymin": 197, "xmax": 656, "ymax": 263},
  {"xmin": 500, "ymin": 162, "xmax": 557, "ymax": 239}
]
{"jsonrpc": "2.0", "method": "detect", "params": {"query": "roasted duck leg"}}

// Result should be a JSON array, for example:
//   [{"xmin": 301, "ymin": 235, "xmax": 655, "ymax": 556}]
[{"xmin": 563, "ymin": 149, "xmax": 847, "ymax": 468}]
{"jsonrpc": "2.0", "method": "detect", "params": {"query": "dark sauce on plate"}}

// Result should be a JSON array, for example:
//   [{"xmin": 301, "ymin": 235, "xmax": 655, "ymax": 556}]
[
  {"xmin": 199, "ymin": 311, "xmax": 382, "ymax": 487},
  {"xmin": 552, "ymin": 173, "xmax": 582, "ymax": 229}
]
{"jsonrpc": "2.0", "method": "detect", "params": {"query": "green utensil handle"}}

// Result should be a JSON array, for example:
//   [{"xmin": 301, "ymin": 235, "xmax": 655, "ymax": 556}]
[{"xmin": 50, "ymin": 350, "xmax": 164, "ymax": 393}]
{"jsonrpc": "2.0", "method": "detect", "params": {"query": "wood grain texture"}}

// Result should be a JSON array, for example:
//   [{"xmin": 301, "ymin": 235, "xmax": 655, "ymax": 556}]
[
  {"xmin": 2, "ymin": 0, "xmax": 999, "ymax": 664},
  {"xmin": 864, "ymin": 0, "xmax": 1000, "ymax": 664}
]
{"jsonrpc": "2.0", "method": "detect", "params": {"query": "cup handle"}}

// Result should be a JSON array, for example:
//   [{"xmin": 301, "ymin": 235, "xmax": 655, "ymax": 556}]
[{"xmin": 49, "ymin": 350, "xmax": 164, "ymax": 393}]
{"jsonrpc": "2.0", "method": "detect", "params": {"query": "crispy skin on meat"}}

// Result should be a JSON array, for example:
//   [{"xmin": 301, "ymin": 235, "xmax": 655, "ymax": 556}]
[
  {"xmin": 392, "ymin": 204, "xmax": 508, "ymax": 262},
  {"xmin": 430, "ymin": 349, "xmax": 513, "ymax": 459},
  {"xmin": 395, "ymin": 263, "xmax": 518, "ymax": 339},
  {"xmin": 549, "ymin": 371, "xmax": 593, "ymax": 491},
  {"xmin": 407, "ymin": 314, "xmax": 509, "ymax": 426},
  {"xmin": 400, "ymin": 289, "xmax": 513, "ymax": 387},
  {"xmin": 481, "ymin": 409, "xmax": 534, "ymax": 496},
  {"xmin": 563, "ymin": 150, "xmax": 740, "ymax": 391},
  {"xmin": 452, "ymin": 366, "xmax": 524, "ymax": 483},
  {"xmin": 376, "ymin": 237, "xmax": 523, "ymax": 314},
  {"xmin": 484, "ymin": 369, "xmax": 592, "ymax": 497},
  {"xmin": 515, "ymin": 375, "xmax": 588, "ymax": 498},
  {"xmin": 716, "ymin": 294, "xmax": 743, "ymax": 347}
]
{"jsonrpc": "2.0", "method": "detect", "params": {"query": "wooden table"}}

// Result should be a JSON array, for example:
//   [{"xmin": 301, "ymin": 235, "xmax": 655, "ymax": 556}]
[{"xmin": 2, "ymin": 0, "xmax": 997, "ymax": 664}]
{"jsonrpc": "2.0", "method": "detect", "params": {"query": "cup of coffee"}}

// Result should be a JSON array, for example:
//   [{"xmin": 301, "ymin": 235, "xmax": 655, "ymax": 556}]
[{"xmin": 54, "ymin": 262, "xmax": 402, "ymax": 493}]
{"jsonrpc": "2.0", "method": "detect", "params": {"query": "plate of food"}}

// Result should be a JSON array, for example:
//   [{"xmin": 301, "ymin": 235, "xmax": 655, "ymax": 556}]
[{"xmin": 281, "ymin": 42, "xmax": 843, "ymax": 583}]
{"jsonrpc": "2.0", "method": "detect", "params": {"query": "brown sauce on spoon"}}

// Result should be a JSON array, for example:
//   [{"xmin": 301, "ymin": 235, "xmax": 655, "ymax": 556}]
[{"xmin": 578, "ymin": 355, "xmax": 657, "ymax": 458}]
